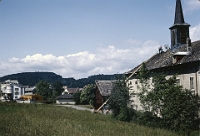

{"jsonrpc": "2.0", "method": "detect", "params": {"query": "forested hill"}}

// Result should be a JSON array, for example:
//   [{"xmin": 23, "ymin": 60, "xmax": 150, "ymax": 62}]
[{"xmin": 0, "ymin": 72, "xmax": 119, "ymax": 88}]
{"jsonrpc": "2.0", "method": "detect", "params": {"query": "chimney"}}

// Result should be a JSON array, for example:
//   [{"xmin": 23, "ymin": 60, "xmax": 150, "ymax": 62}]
[{"xmin": 187, "ymin": 37, "xmax": 192, "ymax": 53}]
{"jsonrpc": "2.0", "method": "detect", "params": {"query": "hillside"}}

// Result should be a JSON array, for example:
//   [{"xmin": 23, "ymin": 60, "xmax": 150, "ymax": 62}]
[
  {"xmin": 0, "ymin": 103, "xmax": 179, "ymax": 136},
  {"xmin": 0, "ymin": 72, "xmax": 118, "ymax": 87}
]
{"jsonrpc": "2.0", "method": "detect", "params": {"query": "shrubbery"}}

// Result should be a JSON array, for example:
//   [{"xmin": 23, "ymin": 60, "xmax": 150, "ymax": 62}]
[
  {"xmin": 73, "ymin": 84, "xmax": 95, "ymax": 106},
  {"xmin": 109, "ymin": 75, "xmax": 134, "ymax": 122},
  {"xmin": 136, "ymin": 64, "xmax": 200, "ymax": 134}
]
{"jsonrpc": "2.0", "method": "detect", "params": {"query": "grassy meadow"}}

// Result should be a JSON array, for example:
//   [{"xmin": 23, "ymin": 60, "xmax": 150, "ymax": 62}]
[{"xmin": 0, "ymin": 102, "xmax": 180, "ymax": 136}]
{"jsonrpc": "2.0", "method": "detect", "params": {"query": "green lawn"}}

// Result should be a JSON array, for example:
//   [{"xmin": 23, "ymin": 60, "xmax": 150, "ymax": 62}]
[{"xmin": 0, "ymin": 102, "xmax": 179, "ymax": 136}]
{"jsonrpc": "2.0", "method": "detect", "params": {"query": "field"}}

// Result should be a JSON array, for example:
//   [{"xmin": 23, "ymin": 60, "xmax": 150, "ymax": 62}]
[{"xmin": 0, "ymin": 102, "xmax": 179, "ymax": 136}]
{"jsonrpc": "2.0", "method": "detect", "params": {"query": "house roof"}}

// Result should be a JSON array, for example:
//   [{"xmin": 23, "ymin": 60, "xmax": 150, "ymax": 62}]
[
  {"xmin": 56, "ymin": 94, "xmax": 73, "ymax": 100},
  {"xmin": 67, "ymin": 88, "xmax": 79, "ymax": 94},
  {"xmin": 95, "ymin": 80, "xmax": 115, "ymax": 96},
  {"xmin": 25, "ymin": 87, "xmax": 35, "ymax": 91},
  {"xmin": 126, "ymin": 40, "xmax": 200, "ymax": 75}
]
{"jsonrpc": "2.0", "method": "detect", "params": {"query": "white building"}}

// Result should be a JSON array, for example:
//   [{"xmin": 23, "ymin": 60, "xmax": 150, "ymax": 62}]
[
  {"xmin": 24, "ymin": 86, "xmax": 35, "ymax": 95},
  {"xmin": 0, "ymin": 80, "xmax": 26, "ymax": 101}
]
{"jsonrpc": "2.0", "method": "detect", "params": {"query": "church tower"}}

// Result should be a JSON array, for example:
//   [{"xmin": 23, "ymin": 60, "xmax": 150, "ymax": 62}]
[{"xmin": 169, "ymin": 0, "xmax": 190, "ymax": 50}]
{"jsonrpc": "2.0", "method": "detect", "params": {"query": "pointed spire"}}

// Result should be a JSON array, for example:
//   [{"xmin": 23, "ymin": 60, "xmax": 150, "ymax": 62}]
[{"xmin": 174, "ymin": 0, "xmax": 185, "ymax": 24}]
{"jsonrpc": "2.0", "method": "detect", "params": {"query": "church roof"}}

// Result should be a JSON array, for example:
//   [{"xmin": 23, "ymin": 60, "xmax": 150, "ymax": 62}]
[
  {"xmin": 170, "ymin": 0, "xmax": 190, "ymax": 29},
  {"xmin": 174, "ymin": 0, "xmax": 185, "ymax": 24},
  {"xmin": 126, "ymin": 40, "xmax": 200, "ymax": 75}
]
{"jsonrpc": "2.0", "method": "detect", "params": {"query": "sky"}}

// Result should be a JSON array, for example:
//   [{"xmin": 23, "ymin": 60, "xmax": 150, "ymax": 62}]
[{"xmin": 0, "ymin": 0, "xmax": 200, "ymax": 79}]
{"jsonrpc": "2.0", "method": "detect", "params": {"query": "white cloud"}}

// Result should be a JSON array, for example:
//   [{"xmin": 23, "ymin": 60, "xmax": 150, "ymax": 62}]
[
  {"xmin": 0, "ymin": 40, "xmax": 160, "ymax": 79},
  {"xmin": 184, "ymin": 0, "xmax": 200, "ymax": 12},
  {"xmin": 190, "ymin": 23, "xmax": 200, "ymax": 42}
]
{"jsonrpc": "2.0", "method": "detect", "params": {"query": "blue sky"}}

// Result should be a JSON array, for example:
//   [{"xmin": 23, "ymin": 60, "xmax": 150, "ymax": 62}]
[{"xmin": 0, "ymin": 0, "xmax": 200, "ymax": 79}]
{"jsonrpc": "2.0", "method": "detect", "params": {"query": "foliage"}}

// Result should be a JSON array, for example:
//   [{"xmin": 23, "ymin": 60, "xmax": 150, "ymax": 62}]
[
  {"xmin": 0, "ymin": 72, "xmax": 63, "ymax": 86},
  {"xmin": 109, "ymin": 75, "xmax": 134, "ymax": 122},
  {"xmin": 137, "ymin": 63, "xmax": 152, "ymax": 111},
  {"xmin": 35, "ymin": 80, "xmax": 52, "ymax": 101},
  {"xmin": 132, "ymin": 110, "xmax": 163, "ymax": 128},
  {"xmin": 137, "ymin": 64, "xmax": 200, "ymax": 133},
  {"xmin": 137, "ymin": 63, "xmax": 150, "ymax": 83},
  {"xmin": 73, "ymin": 91, "xmax": 81, "ymax": 105},
  {"xmin": 52, "ymin": 81, "xmax": 64, "ymax": 96},
  {"xmin": 0, "ymin": 102, "xmax": 179, "ymax": 136},
  {"xmin": 80, "ymin": 84, "xmax": 96, "ymax": 106},
  {"xmin": 34, "ymin": 80, "xmax": 64, "ymax": 103}
]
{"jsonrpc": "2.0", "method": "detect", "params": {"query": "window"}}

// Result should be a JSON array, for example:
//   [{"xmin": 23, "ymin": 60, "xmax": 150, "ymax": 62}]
[
  {"xmin": 15, "ymin": 92, "xmax": 19, "ymax": 95},
  {"xmin": 190, "ymin": 77, "xmax": 194, "ymax": 89},
  {"xmin": 176, "ymin": 78, "xmax": 180, "ymax": 86},
  {"xmin": 15, "ymin": 88, "xmax": 19, "ymax": 92}
]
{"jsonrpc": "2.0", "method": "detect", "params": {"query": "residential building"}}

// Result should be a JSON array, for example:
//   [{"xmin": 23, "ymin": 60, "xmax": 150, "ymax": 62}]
[
  {"xmin": 24, "ymin": 86, "xmax": 35, "ymax": 95},
  {"xmin": 56, "ymin": 94, "xmax": 75, "ymax": 105},
  {"xmin": 0, "ymin": 80, "xmax": 25, "ymax": 101},
  {"xmin": 62, "ymin": 86, "xmax": 81, "ymax": 95}
]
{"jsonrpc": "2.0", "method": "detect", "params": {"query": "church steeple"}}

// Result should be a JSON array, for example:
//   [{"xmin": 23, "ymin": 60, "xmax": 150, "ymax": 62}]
[
  {"xmin": 174, "ymin": 0, "xmax": 185, "ymax": 24},
  {"xmin": 169, "ymin": 0, "xmax": 190, "ymax": 50}
]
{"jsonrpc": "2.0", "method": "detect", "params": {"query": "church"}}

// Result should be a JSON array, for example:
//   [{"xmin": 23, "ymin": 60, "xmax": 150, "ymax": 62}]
[{"xmin": 126, "ymin": 0, "xmax": 200, "ymax": 111}]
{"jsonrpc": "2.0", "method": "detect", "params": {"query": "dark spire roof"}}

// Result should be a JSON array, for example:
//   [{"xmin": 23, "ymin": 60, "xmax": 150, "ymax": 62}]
[{"xmin": 174, "ymin": 0, "xmax": 185, "ymax": 24}]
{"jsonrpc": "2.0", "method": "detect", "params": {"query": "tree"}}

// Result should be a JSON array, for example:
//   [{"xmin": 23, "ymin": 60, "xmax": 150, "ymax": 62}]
[
  {"xmin": 73, "ymin": 91, "xmax": 81, "ymax": 105},
  {"xmin": 35, "ymin": 80, "xmax": 52, "ymax": 102},
  {"xmin": 52, "ymin": 81, "xmax": 64, "ymax": 97},
  {"xmin": 80, "ymin": 84, "xmax": 95, "ymax": 106},
  {"xmin": 109, "ymin": 75, "xmax": 134, "ymax": 122},
  {"xmin": 138, "ymin": 65, "xmax": 199, "ymax": 133}
]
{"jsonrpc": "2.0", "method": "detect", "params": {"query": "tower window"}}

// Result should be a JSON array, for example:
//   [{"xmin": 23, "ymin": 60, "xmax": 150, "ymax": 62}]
[
  {"xmin": 180, "ymin": 29, "xmax": 186, "ymax": 44},
  {"xmin": 172, "ymin": 31, "xmax": 175, "ymax": 45}
]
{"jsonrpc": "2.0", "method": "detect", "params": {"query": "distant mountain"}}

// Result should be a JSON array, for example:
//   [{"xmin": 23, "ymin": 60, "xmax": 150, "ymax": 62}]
[{"xmin": 0, "ymin": 72, "xmax": 120, "ymax": 88}]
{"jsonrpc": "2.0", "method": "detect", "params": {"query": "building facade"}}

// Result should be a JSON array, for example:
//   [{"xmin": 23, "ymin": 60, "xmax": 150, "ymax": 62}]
[{"xmin": 0, "ymin": 80, "xmax": 25, "ymax": 101}]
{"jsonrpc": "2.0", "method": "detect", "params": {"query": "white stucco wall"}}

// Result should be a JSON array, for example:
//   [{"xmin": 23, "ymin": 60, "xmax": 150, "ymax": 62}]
[
  {"xmin": 56, "ymin": 99, "xmax": 75, "ymax": 105},
  {"xmin": 128, "ymin": 71, "xmax": 200, "ymax": 111}
]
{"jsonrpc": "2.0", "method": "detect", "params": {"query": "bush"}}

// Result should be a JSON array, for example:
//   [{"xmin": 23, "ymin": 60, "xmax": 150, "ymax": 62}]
[
  {"xmin": 131, "ymin": 111, "xmax": 163, "ymax": 128},
  {"xmin": 109, "ymin": 75, "xmax": 134, "ymax": 122},
  {"xmin": 73, "ymin": 91, "xmax": 81, "ymax": 105}
]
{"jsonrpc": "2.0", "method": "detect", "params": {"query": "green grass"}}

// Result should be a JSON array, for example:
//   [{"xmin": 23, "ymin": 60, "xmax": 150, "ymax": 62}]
[{"xmin": 0, "ymin": 102, "xmax": 179, "ymax": 136}]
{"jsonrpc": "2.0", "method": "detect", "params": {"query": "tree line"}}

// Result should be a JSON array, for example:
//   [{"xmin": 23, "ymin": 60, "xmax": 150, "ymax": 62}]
[{"xmin": 0, "ymin": 72, "xmax": 117, "ymax": 87}]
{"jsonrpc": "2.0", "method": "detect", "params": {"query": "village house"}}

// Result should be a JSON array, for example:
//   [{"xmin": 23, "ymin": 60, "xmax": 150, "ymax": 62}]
[
  {"xmin": 125, "ymin": 0, "xmax": 200, "ymax": 111},
  {"xmin": 56, "ymin": 86, "xmax": 82, "ymax": 105},
  {"xmin": 24, "ymin": 86, "xmax": 35, "ymax": 95},
  {"xmin": 62, "ymin": 86, "xmax": 80, "ymax": 95},
  {"xmin": 56, "ymin": 94, "xmax": 75, "ymax": 105},
  {"xmin": 94, "ymin": 80, "xmax": 115, "ymax": 110}
]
